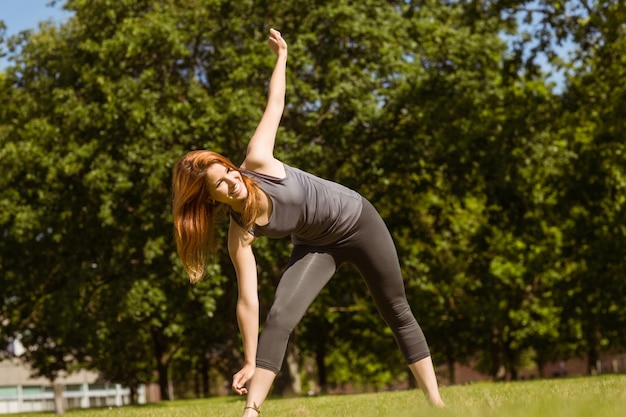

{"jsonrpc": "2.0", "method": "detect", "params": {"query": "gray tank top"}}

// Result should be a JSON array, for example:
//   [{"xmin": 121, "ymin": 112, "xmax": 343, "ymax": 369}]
[{"xmin": 231, "ymin": 164, "xmax": 363, "ymax": 246}]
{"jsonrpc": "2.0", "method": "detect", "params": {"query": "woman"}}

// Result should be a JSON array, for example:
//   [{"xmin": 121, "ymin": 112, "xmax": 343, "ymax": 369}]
[{"xmin": 172, "ymin": 28, "xmax": 444, "ymax": 415}]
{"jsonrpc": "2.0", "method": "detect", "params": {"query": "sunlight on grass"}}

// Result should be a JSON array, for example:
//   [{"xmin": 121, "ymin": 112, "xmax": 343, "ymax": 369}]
[
  {"xmin": 435, "ymin": 375, "xmax": 626, "ymax": 417},
  {"xmin": 6, "ymin": 375, "xmax": 625, "ymax": 417}
]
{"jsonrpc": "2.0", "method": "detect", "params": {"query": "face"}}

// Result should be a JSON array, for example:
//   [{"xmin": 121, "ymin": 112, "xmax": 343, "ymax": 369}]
[{"xmin": 206, "ymin": 163, "xmax": 248, "ymax": 206}]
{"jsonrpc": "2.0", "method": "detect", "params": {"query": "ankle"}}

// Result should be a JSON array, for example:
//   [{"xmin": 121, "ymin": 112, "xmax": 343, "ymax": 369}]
[
  {"xmin": 243, "ymin": 402, "xmax": 261, "ymax": 416},
  {"xmin": 427, "ymin": 395, "xmax": 445, "ymax": 407}
]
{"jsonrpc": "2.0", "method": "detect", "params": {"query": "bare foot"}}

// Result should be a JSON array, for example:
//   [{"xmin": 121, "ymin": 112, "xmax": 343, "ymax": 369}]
[{"xmin": 428, "ymin": 396, "xmax": 446, "ymax": 407}]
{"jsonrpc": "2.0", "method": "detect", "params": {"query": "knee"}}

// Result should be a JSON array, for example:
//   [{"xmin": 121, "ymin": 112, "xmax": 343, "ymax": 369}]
[
  {"xmin": 387, "ymin": 302, "xmax": 416, "ymax": 328},
  {"xmin": 264, "ymin": 305, "xmax": 298, "ymax": 334}
]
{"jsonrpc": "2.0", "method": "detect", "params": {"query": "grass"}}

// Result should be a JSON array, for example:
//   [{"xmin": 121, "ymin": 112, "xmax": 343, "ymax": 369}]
[{"xmin": 6, "ymin": 374, "xmax": 626, "ymax": 417}]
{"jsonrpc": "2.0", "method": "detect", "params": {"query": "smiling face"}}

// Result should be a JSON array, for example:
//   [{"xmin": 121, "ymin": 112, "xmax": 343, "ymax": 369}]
[{"xmin": 206, "ymin": 163, "xmax": 248, "ymax": 207}]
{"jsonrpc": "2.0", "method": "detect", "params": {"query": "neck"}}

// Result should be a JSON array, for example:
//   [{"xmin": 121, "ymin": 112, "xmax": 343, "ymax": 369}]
[
  {"xmin": 229, "ymin": 186, "xmax": 270, "ymax": 224},
  {"xmin": 230, "ymin": 200, "xmax": 245, "ymax": 213}
]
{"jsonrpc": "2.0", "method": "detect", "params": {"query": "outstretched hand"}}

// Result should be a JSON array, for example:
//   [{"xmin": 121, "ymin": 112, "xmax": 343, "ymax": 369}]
[
  {"xmin": 232, "ymin": 363, "xmax": 256, "ymax": 395},
  {"xmin": 268, "ymin": 28, "xmax": 287, "ymax": 56}
]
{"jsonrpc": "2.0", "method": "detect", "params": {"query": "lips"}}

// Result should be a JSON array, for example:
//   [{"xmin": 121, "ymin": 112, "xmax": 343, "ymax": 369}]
[{"xmin": 229, "ymin": 182, "xmax": 241, "ymax": 198}]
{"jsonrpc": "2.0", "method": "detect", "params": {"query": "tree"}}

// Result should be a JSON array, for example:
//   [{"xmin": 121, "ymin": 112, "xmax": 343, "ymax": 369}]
[
  {"xmin": 0, "ymin": 0, "xmax": 229, "ymax": 399},
  {"xmin": 550, "ymin": 0, "xmax": 626, "ymax": 373},
  {"xmin": 2, "ymin": 0, "xmax": 624, "ymax": 398}
]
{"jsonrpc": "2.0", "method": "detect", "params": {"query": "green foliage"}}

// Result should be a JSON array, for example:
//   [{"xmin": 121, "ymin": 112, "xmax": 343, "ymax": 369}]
[{"xmin": 1, "ymin": 0, "xmax": 625, "ymax": 398}]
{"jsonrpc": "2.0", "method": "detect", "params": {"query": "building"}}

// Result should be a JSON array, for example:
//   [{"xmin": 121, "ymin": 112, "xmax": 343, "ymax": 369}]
[{"xmin": 0, "ymin": 339, "xmax": 145, "ymax": 414}]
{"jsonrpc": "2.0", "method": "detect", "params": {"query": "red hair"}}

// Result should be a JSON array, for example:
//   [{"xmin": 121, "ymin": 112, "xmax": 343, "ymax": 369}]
[{"xmin": 172, "ymin": 150, "xmax": 260, "ymax": 283}]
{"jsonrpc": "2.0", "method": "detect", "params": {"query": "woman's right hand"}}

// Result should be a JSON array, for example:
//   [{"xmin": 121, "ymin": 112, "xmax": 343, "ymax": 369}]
[{"xmin": 268, "ymin": 28, "xmax": 287, "ymax": 56}]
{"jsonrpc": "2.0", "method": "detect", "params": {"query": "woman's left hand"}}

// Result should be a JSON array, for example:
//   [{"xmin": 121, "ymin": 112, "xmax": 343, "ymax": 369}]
[{"xmin": 232, "ymin": 363, "xmax": 256, "ymax": 395}]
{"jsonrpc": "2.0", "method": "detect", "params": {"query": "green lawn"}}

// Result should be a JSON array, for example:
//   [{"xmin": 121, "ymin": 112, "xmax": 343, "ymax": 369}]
[{"xmin": 6, "ymin": 375, "xmax": 626, "ymax": 417}]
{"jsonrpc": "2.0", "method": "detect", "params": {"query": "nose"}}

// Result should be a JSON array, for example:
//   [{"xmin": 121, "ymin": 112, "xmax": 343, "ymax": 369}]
[{"xmin": 224, "ymin": 173, "xmax": 238, "ymax": 187}]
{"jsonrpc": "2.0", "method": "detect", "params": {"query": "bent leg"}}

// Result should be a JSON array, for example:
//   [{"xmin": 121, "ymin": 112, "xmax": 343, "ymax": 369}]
[
  {"xmin": 245, "ymin": 247, "xmax": 337, "ymax": 415},
  {"xmin": 256, "ymin": 247, "xmax": 337, "ymax": 372}
]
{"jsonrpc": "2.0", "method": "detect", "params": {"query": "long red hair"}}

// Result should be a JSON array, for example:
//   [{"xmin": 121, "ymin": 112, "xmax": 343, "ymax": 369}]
[{"xmin": 172, "ymin": 150, "xmax": 261, "ymax": 283}]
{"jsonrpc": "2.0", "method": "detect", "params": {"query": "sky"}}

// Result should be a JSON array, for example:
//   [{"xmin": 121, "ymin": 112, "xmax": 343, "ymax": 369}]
[
  {"xmin": 0, "ymin": 0, "xmax": 72, "ymax": 35},
  {"xmin": 0, "ymin": 0, "xmax": 73, "ymax": 67}
]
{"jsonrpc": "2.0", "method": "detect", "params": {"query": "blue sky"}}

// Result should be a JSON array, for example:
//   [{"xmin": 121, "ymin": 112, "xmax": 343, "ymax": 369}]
[
  {"xmin": 0, "ymin": 0, "xmax": 72, "ymax": 35},
  {"xmin": 0, "ymin": 0, "xmax": 73, "ymax": 68}
]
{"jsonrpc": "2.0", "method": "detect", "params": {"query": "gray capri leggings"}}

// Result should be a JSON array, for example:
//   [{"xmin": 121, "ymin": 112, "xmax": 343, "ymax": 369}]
[{"xmin": 256, "ymin": 199, "xmax": 430, "ymax": 373}]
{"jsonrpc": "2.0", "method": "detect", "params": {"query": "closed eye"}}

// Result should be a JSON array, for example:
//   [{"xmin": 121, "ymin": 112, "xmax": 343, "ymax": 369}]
[{"xmin": 215, "ymin": 167, "xmax": 232, "ymax": 188}]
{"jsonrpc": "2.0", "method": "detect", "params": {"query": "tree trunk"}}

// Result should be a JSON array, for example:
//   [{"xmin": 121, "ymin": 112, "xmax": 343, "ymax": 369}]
[
  {"xmin": 285, "ymin": 344, "xmax": 302, "ymax": 395},
  {"xmin": 53, "ymin": 382, "xmax": 64, "ymax": 415},
  {"xmin": 156, "ymin": 360, "xmax": 169, "ymax": 400},
  {"xmin": 201, "ymin": 354, "xmax": 210, "ymax": 398},
  {"xmin": 535, "ymin": 358, "xmax": 546, "ymax": 379},
  {"xmin": 274, "ymin": 340, "xmax": 301, "ymax": 396},
  {"xmin": 129, "ymin": 383, "xmax": 137, "ymax": 405},
  {"xmin": 505, "ymin": 343, "xmax": 518, "ymax": 381},
  {"xmin": 152, "ymin": 329, "xmax": 170, "ymax": 400},
  {"xmin": 586, "ymin": 321, "xmax": 601, "ymax": 375},
  {"xmin": 447, "ymin": 353, "xmax": 456, "ymax": 385},
  {"xmin": 587, "ymin": 347, "xmax": 600, "ymax": 375},
  {"xmin": 316, "ymin": 340, "xmax": 328, "ymax": 394},
  {"xmin": 490, "ymin": 327, "xmax": 504, "ymax": 381},
  {"xmin": 194, "ymin": 365, "xmax": 200, "ymax": 398}
]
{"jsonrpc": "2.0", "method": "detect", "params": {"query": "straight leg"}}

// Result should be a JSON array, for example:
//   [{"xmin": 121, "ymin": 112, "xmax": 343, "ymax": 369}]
[
  {"xmin": 409, "ymin": 356, "xmax": 445, "ymax": 406},
  {"xmin": 343, "ymin": 200, "xmax": 444, "ymax": 405}
]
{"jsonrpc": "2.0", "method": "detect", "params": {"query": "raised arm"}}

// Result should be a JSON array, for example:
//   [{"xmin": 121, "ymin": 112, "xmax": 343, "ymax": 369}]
[
  {"xmin": 228, "ymin": 218, "xmax": 260, "ymax": 395},
  {"xmin": 240, "ymin": 28, "xmax": 287, "ymax": 177}
]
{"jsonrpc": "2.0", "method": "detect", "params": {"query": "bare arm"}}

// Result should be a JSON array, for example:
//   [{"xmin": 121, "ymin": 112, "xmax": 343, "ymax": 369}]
[
  {"xmin": 241, "ymin": 28, "xmax": 288, "ymax": 178},
  {"xmin": 228, "ymin": 218, "xmax": 259, "ymax": 394}
]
